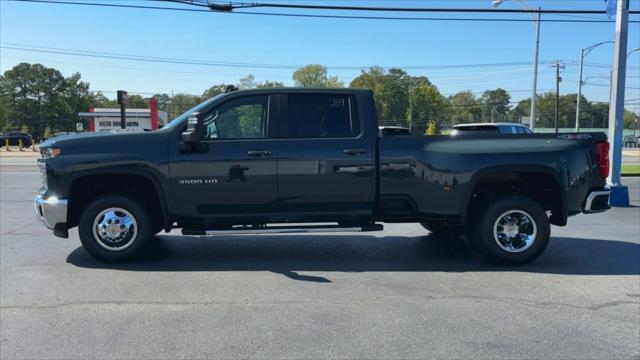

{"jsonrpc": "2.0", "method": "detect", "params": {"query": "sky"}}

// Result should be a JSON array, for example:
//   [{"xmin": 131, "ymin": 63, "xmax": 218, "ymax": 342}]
[{"xmin": 1, "ymin": 0, "xmax": 639, "ymax": 110}]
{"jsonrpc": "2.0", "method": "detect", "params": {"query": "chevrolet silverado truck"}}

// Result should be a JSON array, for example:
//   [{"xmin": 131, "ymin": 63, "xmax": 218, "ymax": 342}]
[{"xmin": 35, "ymin": 88, "xmax": 611, "ymax": 265}]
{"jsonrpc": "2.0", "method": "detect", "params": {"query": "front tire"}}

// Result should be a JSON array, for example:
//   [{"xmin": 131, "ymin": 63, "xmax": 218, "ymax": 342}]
[
  {"xmin": 78, "ymin": 194, "xmax": 153, "ymax": 261},
  {"xmin": 467, "ymin": 196, "xmax": 550, "ymax": 265}
]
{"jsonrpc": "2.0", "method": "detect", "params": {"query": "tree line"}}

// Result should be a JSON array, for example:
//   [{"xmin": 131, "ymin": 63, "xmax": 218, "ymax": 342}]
[{"xmin": 1, "ymin": 62, "xmax": 637, "ymax": 138}]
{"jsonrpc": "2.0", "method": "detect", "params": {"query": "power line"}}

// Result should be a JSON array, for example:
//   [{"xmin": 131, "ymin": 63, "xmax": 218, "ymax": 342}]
[
  {"xmin": 199, "ymin": 1, "xmax": 639, "ymax": 14},
  {"xmin": 7, "ymin": 0, "xmax": 639, "ymax": 23},
  {"xmin": 0, "ymin": 43, "xmax": 557, "ymax": 70}
]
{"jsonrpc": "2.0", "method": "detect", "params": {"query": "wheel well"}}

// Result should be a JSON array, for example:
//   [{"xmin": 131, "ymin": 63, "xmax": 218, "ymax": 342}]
[
  {"xmin": 67, "ymin": 173, "xmax": 165, "ymax": 231},
  {"xmin": 466, "ymin": 171, "xmax": 565, "ymax": 226}
]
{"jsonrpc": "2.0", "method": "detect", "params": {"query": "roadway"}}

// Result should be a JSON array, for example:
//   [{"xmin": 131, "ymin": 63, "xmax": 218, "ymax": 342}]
[{"xmin": 1, "ymin": 157, "xmax": 639, "ymax": 359}]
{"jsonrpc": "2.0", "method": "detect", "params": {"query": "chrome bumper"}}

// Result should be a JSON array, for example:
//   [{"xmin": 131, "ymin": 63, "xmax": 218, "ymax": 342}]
[
  {"xmin": 34, "ymin": 195, "xmax": 68, "ymax": 229},
  {"xmin": 583, "ymin": 190, "xmax": 610, "ymax": 213}
]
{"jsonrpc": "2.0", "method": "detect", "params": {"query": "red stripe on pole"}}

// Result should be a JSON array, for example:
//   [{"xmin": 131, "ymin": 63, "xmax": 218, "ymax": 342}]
[
  {"xmin": 89, "ymin": 107, "xmax": 95, "ymax": 132},
  {"xmin": 149, "ymin": 97, "xmax": 159, "ymax": 130}
]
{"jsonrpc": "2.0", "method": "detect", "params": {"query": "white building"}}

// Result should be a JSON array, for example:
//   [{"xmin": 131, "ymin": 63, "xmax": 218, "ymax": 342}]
[{"xmin": 79, "ymin": 98, "xmax": 167, "ymax": 132}]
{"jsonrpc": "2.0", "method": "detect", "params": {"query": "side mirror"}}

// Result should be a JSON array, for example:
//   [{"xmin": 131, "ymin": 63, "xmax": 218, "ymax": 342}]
[{"xmin": 181, "ymin": 112, "xmax": 202, "ymax": 143}]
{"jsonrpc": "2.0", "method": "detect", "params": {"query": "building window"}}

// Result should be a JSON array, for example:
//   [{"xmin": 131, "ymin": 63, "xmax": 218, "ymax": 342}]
[
  {"xmin": 126, "ymin": 121, "xmax": 139, "ymax": 127},
  {"xmin": 98, "ymin": 121, "xmax": 111, "ymax": 127}
]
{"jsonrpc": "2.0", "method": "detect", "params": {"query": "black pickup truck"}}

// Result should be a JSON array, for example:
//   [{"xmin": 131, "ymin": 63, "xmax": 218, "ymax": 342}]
[{"xmin": 35, "ymin": 88, "xmax": 611, "ymax": 265}]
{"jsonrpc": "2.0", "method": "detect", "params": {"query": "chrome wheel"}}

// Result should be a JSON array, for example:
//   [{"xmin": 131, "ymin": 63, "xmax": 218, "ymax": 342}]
[
  {"xmin": 92, "ymin": 207, "xmax": 138, "ymax": 251},
  {"xmin": 493, "ymin": 210, "xmax": 537, "ymax": 253}
]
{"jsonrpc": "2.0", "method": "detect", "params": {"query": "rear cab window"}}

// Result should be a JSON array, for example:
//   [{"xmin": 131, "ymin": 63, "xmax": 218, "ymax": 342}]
[
  {"xmin": 282, "ymin": 94, "xmax": 360, "ymax": 138},
  {"xmin": 453, "ymin": 125, "xmax": 499, "ymax": 135}
]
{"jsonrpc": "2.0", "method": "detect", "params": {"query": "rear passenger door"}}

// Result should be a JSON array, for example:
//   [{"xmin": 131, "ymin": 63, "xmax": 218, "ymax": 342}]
[{"xmin": 276, "ymin": 93, "xmax": 375, "ymax": 220}]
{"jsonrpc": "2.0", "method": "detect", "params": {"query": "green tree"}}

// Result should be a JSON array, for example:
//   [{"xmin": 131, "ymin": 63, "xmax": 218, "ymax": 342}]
[
  {"xmin": 623, "ymin": 110, "xmax": 638, "ymax": 130},
  {"xmin": 446, "ymin": 91, "xmax": 482, "ymax": 124},
  {"xmin": 292, "ymin": 64, "xmax": 343, "ymax": 88},
  {"xmin": 167, "ymin": 93, "xmax": 202, "ymax": 120},
  {"xmin": 351, "ymin": 67, "xmax": 412, "ymax": 124},
  {"xmin": 152, "ymin": 93, "xmax": 171, "ymax": 113},
  {"xmin": 256, "ymin": 80, "xmax": 285, "ymax": 88},
  {"xmin": 409, "ymin": 82, "xmax": 446, "ymax": 129},
  {"xmin": 0, "ymin": 63, "xmax": 97, "ymax": 136},
  {"xmin": 202, "ymin": 84, "xmax": 233, "ymax": 99},
  {"xmin": 125, "ymin": 94, "xmax": 149, "ymax": 108},
  {"xmin": 350, "ymin": 66, "xmax": 387, "ymax": 117},
  {"xmin": 480, "ymin": 88, "xmax": 511, "ymax": 122},
  {"xmin": 589, "ymin": 102, "xmax": 609, "ymax": 128},
  {"xmin": 238, "ymin": 74, "xmax": 257, "ymax": 90}
]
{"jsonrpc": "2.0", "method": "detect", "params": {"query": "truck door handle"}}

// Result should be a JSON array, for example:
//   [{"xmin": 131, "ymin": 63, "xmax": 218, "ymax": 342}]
[
  {"xmin": 343, "ymin": 148, "xmax": 367, "ymax": 155},
  {"xmin": 247, "ymin": 150, "xmax": 272, "ymax": 157}
]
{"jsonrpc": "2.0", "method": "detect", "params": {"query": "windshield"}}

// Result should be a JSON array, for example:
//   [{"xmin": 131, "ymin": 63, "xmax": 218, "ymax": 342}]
[{"xmin": 161, "ymin": 94, "xmax": 224, "ymax": 130}]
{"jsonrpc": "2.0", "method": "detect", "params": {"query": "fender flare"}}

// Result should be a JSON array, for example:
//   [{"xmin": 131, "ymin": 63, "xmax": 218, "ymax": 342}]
[
  {"xmin": 459, "ymin": 164, "xmax": 568, "ymax": 226},
  {"xmin": 65, "ymin": 168, "xmax": 171, "ymax": 231}
]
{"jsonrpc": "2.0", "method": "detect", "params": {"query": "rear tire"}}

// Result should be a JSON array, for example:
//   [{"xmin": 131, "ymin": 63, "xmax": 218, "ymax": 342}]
[
  {"xmin": 78, "ymin": 194, "xmax": 153, "ymax": 262},
  {"xmin": 421, "ymin": 221, "xmax": 464, "ymax": 237},
  {"xmin": 467, "ymin": 196, "xmax": 550, "ymax": 265}
]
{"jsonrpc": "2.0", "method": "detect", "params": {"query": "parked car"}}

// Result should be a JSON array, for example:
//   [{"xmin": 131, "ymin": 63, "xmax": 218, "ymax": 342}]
[
  {"xmin": 379, "ymin": 126, "xmax": 411, "ymax": 136},
  {"xmin": 36, "ymin": 88, "xmax": 611, "ymax": 265},
  {"xmin": 451, "ymin": 122, "xmax": 533, "ymax": 136},
  {"xmin": 0, "ymin": 131, "xmax": 33, "ymax": 147},
  {"xmin": 623, "ymin": 134, "xmax": 639, "ymax": 148}
]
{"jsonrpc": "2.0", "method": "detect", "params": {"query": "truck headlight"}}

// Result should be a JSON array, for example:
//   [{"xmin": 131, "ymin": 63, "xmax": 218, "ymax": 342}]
[{"xmin": 40, "ymin": 147, "xmax": 61, "ymax": 159}]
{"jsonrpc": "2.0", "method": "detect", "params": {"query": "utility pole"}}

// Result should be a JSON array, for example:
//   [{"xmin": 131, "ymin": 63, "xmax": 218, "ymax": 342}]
[
  {"xmin": 607, "ymin": 0, "xmax": 630, "ymax": 207},
  {"xmin": 551, "ymin": 61, "xmax": 565, "ymax": 133},
  {"xmin": 117, "ymin": 90, "xmax": 128, "ymax": 129},
  {"xmin": 490, "ymin": 1, "xmax": 540, "ymax": 131},
  {"xmin": 576, "ymin": 47, "xmax": 585, "ymax": 132},
  {"xmin": 530, "ymin": 7, "xmax": 541, "ymax": 132},
  {"xmin": 407, "ymin": 77, "xmax": 413, "ymax": 134},
  {"xmin": 575, "ymin": 41, "xmax": 614, "ymax": 132}
]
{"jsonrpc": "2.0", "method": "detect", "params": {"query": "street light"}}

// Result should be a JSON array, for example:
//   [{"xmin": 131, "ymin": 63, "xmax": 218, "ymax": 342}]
[
  {"xmin": 491, "ymin": 104, "xmax": 501, "ymax": 123},
  {"xmin": 630, "ymin": 48, "xmax": 640, "ymax": 138},
  {"xmin": 491, "ymin": 0, "xmax": 540, "ymax": 132},
  {"xmin": 575, "ymin": 41, "xmax": 614, "ymax": 132}
]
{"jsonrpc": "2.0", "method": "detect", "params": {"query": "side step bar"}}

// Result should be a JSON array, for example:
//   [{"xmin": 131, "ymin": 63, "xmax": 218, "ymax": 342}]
[{"xmin": 182, "ymin": 223, "xmax": 384, "ymax": 236}]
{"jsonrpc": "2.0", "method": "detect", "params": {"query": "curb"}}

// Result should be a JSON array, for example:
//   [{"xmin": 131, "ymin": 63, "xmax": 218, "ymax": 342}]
[{"xmin": 621, "ymin": 173, "xmax": 640, "ymax": 177}]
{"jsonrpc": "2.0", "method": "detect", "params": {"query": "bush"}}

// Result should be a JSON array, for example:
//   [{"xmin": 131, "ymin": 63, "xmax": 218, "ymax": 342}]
[
  {"xmin": 44, "ymin": 126, "xmax": 53, "ymax": 140},
  {"xmin": 425, "ymin": 120, "xmax": 439, "ymax": 136}
]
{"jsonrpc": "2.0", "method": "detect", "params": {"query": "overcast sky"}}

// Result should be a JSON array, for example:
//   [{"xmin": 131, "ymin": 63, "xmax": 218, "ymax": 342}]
[{"xmin": 1, "ymin": 0, "xmax": 639, "ymax": 109}]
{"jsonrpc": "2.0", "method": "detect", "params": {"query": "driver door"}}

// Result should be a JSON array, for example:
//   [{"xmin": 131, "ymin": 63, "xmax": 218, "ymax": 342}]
[{"xmin": 169, "ymin": 94, "xmax": 278, "ymax": 222}]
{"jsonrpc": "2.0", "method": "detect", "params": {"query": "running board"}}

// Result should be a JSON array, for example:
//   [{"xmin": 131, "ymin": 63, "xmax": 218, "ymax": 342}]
[{"xmin": 182, "ymin": 223, "xmax": 384, "ymax": 236}]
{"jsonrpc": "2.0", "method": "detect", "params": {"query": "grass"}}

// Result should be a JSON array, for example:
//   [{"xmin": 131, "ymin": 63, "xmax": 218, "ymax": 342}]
[{"xmin": 622, "ymin": 164, "xmax": 640, "ymax": 175}]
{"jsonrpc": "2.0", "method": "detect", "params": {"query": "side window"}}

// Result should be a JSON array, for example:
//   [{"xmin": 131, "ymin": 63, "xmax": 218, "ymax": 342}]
[
  {"xmin": 500, "ymin": 126, "xmax": 517, "ymax": 134},
  {"xmin": 203, "ymin": 95, "xmax": 269, "ymax": 140},
  {"xmin": 286, "ymin": 94, "xmax": 360, "ymax": 138}
]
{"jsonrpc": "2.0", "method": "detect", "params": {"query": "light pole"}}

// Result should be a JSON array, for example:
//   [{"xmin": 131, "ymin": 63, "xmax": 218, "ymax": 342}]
[
  {"xmin": 575, "ymin": 41, "xmax": 614, "ymax": 132},
  {"xmin": 491, "ymin": 0, "xmax": 540, "ymax": 132},
  {"xmin": 607, "ymin": 0, "xmax": 630, "ymax": 207},
  {"xmin": 629, "ymin": 48, "xmax": 639, "ymax": 138},
  {"xmin": 491, "ymin": 104, "xmax": 501, "ymax": 123}
]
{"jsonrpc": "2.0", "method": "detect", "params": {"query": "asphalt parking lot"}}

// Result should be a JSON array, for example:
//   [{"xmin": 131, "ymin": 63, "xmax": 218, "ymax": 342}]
[{"xmin": 1, "ymin": 156, "xmax": 639, "ymax": 359}]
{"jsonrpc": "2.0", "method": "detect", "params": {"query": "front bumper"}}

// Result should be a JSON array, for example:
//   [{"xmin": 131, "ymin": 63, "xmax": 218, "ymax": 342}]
[
  {"xmin": 583, "ymin": 190, "xmax": 611, "ymax": 213},
  {"xmin": 34, "ymin": 195, "xmax": 68, "ymax": 230}
]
